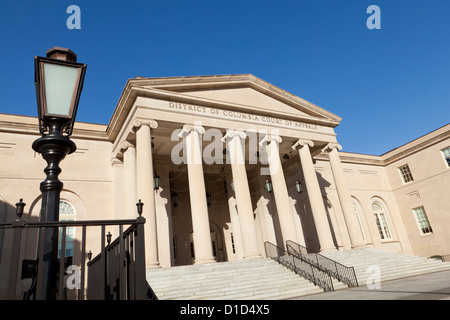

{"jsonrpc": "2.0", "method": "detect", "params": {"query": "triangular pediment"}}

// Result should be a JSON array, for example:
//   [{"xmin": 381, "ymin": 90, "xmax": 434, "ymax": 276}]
[{"xmin": 132, "ymin": 74, "xmax": 341, "ymax": 127}]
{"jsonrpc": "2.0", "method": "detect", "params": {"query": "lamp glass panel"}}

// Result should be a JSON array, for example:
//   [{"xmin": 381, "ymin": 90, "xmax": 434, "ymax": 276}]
[{"xmin": 43, "ymin": 62, "xmax": 78, "ymax": 117}]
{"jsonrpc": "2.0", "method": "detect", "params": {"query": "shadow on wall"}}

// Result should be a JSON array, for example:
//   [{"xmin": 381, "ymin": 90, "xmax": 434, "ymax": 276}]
[{"xmin": 292, "ymin": 170, "xmax": 338, "ymax": 253}]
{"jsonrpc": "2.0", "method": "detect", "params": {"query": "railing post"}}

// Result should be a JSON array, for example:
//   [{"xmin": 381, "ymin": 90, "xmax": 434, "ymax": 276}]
[
  {"xmin": 7, "ymin": 205, "xmax": 25, "ymax": 299},
  {"xmin": 7, "ymin": 199, "xmax": 26, "ymax": 299},
  {"xmin": 101, "ymin": 225, "xmax": 106, "ymax": 300},
  {"xmin": 119, "ymin": 224, "xmax": 126, "ymax": 299},
  {"xmin": 79, "ymin": 225, "xmax": 86, "ymax": 300},
  {"xmin": 58, "ymin": 226, "xmax": 66, "ymax": 300},
  {"xmin": 135, "ymin": 216, "xmax": 147, "ymax": 300}
]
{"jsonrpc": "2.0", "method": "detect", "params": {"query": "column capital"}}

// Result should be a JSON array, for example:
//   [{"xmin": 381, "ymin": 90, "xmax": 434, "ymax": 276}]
[
  {"xmin": 321, "ymin": 142, "xmax": 342, "ymax": 153},
  {"xmin": 258, "ymin": 134, "xmax": 282, "ymax": 147},
  {"xmin": 120, "ymin": 141, "xmax": 135, "ymax": 152},
  {"xmin": 111, "ymin": 157, "xmax": 123, "ymax": 166},
  {"xmin": 132, "ymin": 119, "xmax": 158, "ymax": 130},
  {"xmin": 292, "ymin": 139, "xmax": 314, "ymax": 150},
  {"xmin": 221, "ymin": 129, "xmax": 246, "ymax": 142},
  {"xmin": 178, "ymin": 124, "xmax": 205, "ymax": 139}
]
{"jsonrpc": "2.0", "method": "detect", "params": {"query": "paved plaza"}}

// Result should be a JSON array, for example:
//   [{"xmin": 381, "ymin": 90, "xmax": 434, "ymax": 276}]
[{"xmin": 290, "ymin": 270, "xmax": 450, "ymax": 300}]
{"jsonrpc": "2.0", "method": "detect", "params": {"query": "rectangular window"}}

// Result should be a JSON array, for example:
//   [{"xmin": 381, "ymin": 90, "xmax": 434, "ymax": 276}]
[
  {"xmin": 398, "ymin": 164, "xmax": 414, "ymax": 183},
  {"xmin": 442, "ymin": 147, "xmax": 450, "ymax": 167},
  {"xmin": 413, "ymin": 206, "xmax": 433, "ymax": 235}
]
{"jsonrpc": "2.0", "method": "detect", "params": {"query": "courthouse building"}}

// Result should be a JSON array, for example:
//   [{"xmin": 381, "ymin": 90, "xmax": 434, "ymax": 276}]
[{"xmin": 0, "ymin": 74, "xmax": 449, "ymax": 291}]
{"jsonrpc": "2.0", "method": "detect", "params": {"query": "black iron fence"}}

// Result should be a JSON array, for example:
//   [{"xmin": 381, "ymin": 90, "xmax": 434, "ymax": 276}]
[
  {"xmin": 286, "ymin": 240, "xmax": 359, "ymax": 288},
  {"xmin": 264, "ymin": 241, "xmax": 334, "ymax": 292},
  {"xmin": 0, "ymin": 198, "xmax": 155, "ymax": 300},
  {"xmin": 86, "ymin": 217, "xmax": 155, "ymax": 300}
]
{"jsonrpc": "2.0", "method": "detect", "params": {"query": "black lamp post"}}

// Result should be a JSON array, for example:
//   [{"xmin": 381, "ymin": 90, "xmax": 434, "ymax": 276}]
[{"xmin": 32, "ymin": 47, "xmax": 86, "ymax": 300}]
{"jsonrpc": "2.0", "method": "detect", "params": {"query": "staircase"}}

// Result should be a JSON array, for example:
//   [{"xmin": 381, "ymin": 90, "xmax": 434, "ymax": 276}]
[
  {"xmin": 146, "ymin": 247, "xmax": 450, "ymax": 300},
  {"xmin": 321, "ymin": 247, "xmax": 450, "ymax": 286},
  {"xmin": 146, "ymin": 258, "xmax": 324, "ymax": 300}
]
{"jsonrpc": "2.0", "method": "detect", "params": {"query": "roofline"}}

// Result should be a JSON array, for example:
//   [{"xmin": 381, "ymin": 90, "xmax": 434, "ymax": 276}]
[{"xmin": 131, "ymin": 73, "xmax": 343, "ymax": 124}]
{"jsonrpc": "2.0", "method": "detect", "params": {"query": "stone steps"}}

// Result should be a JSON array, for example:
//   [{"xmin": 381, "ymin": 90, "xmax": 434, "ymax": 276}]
[
  {"xmin": 146, "ymin": 247, "xmax": 450, "ymax": 300},
  {"xmin": 146, "ymin": 258, "xmax": 323, "ymax": 300},
  {"xmin": 321, "ymin": 247, "xmax": 450, "ymax": 286}
]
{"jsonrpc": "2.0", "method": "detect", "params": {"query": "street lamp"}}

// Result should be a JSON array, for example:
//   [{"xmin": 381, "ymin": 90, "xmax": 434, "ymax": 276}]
[
  {"xmin": 34, "ymin": 47, "xmax": 87, "ymax": 136},
  {"xmin": 32, "ymin": 47, "xmax": 86, "ymax": 300}
]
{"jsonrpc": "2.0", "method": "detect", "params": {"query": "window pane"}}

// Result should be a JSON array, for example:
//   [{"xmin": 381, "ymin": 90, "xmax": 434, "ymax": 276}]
[
  {"xmin": 58, "ymin": 201, "xmax": 76, "ymax": 258},
  {"xmin": 413, "ymin": 206, "xmax": 433, "ymax": 234},
  {"xmin": 372, "ymin": 202, "xmax": 382, "ymax": 212},
  {"xmin": 399, "ymin": 164, "xmax": 414, "ymax": 183},
  {"xmin": 374, "ymin": 214, "xmax": 384, "ymax": 239},
  {"xmin": 442, "ymin": 147, "xmax": 450, "ymax": 167},
  {"xmin": 380, "ymin": 213, "xmax": 392, "ymax": 239},
  {"xmin": 372, "ymin": 202, "xmax": 392, "ymax": 240}
]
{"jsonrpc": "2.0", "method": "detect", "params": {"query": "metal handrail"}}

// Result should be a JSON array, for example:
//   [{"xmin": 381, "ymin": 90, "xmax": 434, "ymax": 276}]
[
  {"xmin": 264, "ymin": 241, "xmax": 334, "ymax": 292},
  {"xmin": 87, "ymin": 216, "xmax": 155, "ymax": 300},
  {"xmin": 1, "ymin": 198, "xmax": 153, "ymax": 300},
  {"xmin": 286, "ymin": 240, "xmax": 358, "ymax": 288}
]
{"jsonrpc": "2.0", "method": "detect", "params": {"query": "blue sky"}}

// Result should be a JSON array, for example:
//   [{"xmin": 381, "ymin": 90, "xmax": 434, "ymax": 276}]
[{"xmin": 0, "ymin": 0, "xmax": 449, "ymax": 155}]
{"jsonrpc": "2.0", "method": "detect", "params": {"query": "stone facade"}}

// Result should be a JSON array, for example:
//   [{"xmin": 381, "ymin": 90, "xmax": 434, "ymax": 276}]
[{"xmin": 0, "ymin": 74, "xmax": 449, "ymax": 297}]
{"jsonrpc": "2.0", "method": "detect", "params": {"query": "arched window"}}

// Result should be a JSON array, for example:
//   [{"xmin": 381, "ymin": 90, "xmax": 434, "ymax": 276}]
[
  {"xmin": 372, "ymin": 202, "xmax": 392, "ymax": 240},
  {"xmin": 58, "ymin": 200, "xmax": 76, "ymax": 258}
]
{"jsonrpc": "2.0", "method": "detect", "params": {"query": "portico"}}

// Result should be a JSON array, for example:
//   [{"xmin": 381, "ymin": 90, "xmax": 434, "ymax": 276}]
[{"xmin": 109, "ymin": 74, "xmax": 366, "ymax": 267}]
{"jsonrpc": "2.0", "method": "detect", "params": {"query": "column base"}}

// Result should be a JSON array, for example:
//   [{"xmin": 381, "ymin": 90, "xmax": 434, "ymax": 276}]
[
  {"xmin": 194, "ymin": 258, "xmax": 217, "ymax": 265},
  {"xmin": 146, "ymin": 262, "xmax": 161, "ymax": 269},
  {"xmin": 320, "ymin": 246, "xmax": 338, "ymax": 253},
  {"xmin": 243, "ymin": 254, "xmax": 263, "ymax": 260}
]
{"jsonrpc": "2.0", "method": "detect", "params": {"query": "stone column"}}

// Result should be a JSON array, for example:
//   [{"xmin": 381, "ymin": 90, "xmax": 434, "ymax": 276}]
[
  {"xmin": 323, "ymin": 143, "xmax": 365, "ymax": 248},
  {"xmin": 223, "ymin": 130, "xmax": 261, "ymax": 259},
  {"xmin": 120, "ymin": 141, "xmax": 137, "ymax": 219},
  {"xmin": 134, "ymin": 119, "xmax": 160, "ymax": 268},
  {"xmin": 292, "ymin": 139, "xmax": 336, "ymax": 252},
  {"xmin": 261, "ymin": 135, "xmax": 299, "ymax": 245},
  {"xmin": 179, "ymin": 124, "xmax": 216, "ymax": 264},
  {"xmin": 111, "ymin": 158, "xmax": 124, "ymax": 220}
]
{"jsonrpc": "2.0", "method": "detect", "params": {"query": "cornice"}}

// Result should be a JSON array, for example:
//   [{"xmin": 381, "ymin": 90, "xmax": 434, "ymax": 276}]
[
  {"xmin": 0, "ymin": 114, "xmax": 109, "ymax": 141},
  {"xmin": 110, "ymin": 85, "xmax": 340, "ymax": 133},
  {"xmin": 315, "ymin": 152, "xmax": 385, "ymax": 166},
  {"xmin": 314, "ymin": 124, "xmax": 450, "ymax": 166},
  {"xmin": 130, "ymin": 74, "xmax": 342, "ymax": 126},
  {"xmin": 380, "ymin": 124, "xmax": 450, "ymax": 165}
]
